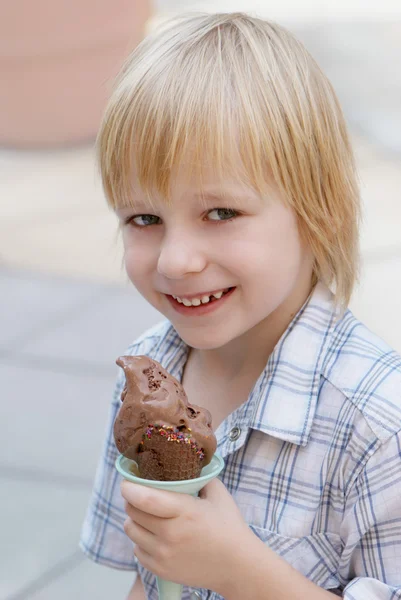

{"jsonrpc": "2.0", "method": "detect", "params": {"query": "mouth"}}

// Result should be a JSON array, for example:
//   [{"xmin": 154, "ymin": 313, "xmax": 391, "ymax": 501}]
[
  {"xmin": 172, "ymin": 287, "xmax": 233, "ymax": 306},
  {"xmin": 165, "ymin": 287, "xmax": 236, "ymax": 316}
]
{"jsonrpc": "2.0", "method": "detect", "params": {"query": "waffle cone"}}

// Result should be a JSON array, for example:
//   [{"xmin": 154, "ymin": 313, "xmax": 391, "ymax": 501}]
[{"xmin": 137, "ymin": 431, "xmax": 204, "ymax": 481}]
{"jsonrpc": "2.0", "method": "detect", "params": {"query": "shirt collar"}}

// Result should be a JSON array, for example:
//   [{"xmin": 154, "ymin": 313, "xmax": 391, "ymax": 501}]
[{"xmin": 249, "ymin": 282, "xmax": 339, "ymax": 446}]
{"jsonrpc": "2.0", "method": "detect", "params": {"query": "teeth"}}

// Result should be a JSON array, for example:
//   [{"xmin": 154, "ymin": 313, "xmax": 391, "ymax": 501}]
[{"xmin": 172, "ymin": 288, "xmax": 230, "ymax": 307}]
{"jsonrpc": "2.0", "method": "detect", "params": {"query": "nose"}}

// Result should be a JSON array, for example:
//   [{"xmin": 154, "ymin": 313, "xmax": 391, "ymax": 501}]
[{"xmin": 157, "ymin": 229, "xmax": 207, "ymax": 279}]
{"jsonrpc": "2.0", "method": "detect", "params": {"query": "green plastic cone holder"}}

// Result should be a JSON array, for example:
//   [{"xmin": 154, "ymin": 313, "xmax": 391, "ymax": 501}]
[{"xmin": 116, "ymin": 453, "xmax": 225, "ymax": 600}]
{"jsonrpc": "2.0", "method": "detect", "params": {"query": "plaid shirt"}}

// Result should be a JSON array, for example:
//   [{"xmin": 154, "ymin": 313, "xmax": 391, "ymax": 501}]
[{"xmin": 80, "ymin": 283, "xmax": 401, "ymax": 599}]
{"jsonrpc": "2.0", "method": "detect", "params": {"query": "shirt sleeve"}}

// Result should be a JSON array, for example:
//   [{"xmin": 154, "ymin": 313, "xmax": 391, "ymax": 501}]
[
  {"xmin": 339, "ymin": 429, "xmax": 401, "ymax": 599},
  {"xmin": 79, "ymin": 366, "xmax": 138, "ymax": 570}
]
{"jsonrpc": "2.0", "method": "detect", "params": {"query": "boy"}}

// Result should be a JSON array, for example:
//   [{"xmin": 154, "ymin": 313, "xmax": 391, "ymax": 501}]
[{"xmin": 80, "ymin": 12, "xmax": 401, "ymax": 599}]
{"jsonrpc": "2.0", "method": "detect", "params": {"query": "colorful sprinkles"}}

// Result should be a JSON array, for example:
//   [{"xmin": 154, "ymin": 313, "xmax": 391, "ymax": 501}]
[{"xmin": 141, "ymin": 424, "xmax": 205, "ymax": 460}]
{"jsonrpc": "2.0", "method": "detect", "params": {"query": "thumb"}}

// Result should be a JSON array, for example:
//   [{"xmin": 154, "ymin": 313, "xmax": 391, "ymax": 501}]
[{"xmin": 199, "ymin": 477, "xmax": 227, "ymax": 502}]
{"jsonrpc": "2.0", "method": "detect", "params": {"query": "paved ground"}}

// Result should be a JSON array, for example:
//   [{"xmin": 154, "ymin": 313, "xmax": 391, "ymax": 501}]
[{"xmin": 1, "ymin": 2, "xmax": 401, "ymax": 599}]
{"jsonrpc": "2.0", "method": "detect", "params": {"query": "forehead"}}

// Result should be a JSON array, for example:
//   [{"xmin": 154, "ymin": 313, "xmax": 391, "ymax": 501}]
[{"xmin": 116, "ymin": 159, "xmax": 270, "ymax": 211}]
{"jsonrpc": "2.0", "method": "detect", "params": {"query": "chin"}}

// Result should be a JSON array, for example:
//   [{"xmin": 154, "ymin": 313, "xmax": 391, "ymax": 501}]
[{"xmin": 176, "ymin": 326, "xmax": 238, "ymax": 351}]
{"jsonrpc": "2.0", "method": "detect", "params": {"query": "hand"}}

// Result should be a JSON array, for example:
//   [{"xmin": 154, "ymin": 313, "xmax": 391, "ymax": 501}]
[{"xmin": 121, "ymin": 477, "xmax": 253, "ymax": 593}]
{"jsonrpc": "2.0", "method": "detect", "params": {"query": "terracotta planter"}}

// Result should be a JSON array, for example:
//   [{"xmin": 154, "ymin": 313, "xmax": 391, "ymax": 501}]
[{"xmin": 0, "ymin": 0, "xmax": 152, "ymax": 147}]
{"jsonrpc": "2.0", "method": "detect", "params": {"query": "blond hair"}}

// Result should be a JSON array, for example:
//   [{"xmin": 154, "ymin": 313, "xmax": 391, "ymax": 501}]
[{"xmin": 98, "ymin": 12, "xmax": 360, "ymax": 308}]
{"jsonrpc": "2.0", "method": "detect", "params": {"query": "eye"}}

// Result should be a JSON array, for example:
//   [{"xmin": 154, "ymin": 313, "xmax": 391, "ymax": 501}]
[
  {"xmin": 207, "ymin": 208, "xmax": 239, "ymax": 222},
  {"xmin": 127, "ymin": 214, "xmax": 161, "ymax": 227}
]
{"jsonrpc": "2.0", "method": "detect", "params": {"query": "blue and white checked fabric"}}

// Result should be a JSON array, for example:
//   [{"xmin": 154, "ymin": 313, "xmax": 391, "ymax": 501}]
[{"xmin": 80, "ymin": 283, "xmax": 401, "ymax": 599}]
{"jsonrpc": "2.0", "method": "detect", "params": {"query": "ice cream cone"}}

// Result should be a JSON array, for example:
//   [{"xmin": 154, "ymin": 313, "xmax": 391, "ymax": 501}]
[{"xmin": 116, "ymin": 453, "xmax": 225, "ymax": 600}]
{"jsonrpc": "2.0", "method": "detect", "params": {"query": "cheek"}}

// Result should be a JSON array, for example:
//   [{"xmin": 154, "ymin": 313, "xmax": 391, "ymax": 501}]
[
  {"xmin": 122, "ymin": 236, "xmax": 154, "ymax": 289},
  {"xmin": 267, "ymin": 224, "xmax": 304, "ymax": 274},
  {"xmin": 229, "ymin": 213, "xmax": 304, "ymax": 281},
  {"xmin": 124, "ymin": 249, "xmax": 139, "ymax": 284}
]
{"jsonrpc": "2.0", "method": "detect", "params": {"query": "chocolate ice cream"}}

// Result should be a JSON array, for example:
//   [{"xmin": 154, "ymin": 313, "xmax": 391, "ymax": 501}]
[{"xmin": 114, "ymin": 356, "xmax": 217, "ymax": 481}]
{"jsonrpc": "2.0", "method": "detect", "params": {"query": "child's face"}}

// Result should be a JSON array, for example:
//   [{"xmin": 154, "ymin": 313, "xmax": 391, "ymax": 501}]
[{"xmin": 116, "ymin": 166, "xmax": 313, "ymax": 350}]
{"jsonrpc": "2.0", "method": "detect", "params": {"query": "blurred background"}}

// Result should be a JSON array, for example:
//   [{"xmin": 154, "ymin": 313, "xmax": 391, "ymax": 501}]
[{"xmin": 1, "ymin": 0, "xmax": 400, "ymax": 598}]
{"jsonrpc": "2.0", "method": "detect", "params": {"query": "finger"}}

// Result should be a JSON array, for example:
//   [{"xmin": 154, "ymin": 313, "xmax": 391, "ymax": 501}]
[
  {"xmin": 121, "ymin": 481, "xmax": 196, "ymax": 518},
  {"xmin": 199, "ymin": 477, "xmax": 226, "ymax": 501},
  {"xmin": 124, "ymin": 517, "xmax": 159, "ymax": 556},
  {"xmin": 125, "ymin": 502, "xmax": 165, "ymax": 535},
  {"xmin": 134, "ymin": 544, "xmax": 164, "ymax": 578}
]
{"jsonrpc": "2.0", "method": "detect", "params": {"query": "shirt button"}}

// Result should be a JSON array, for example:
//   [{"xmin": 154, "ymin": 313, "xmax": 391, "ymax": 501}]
[
  {"xmin": 191, "ymin": 592, "xmax": 202, "ymax": 599},
  {"xmin": 229, "ymin": 426, "xmax": 241, "ymax": 441}
]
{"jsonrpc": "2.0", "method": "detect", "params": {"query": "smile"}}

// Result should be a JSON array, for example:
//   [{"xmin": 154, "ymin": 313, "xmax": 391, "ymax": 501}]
[
  {"xmin": 165, "ymin": 287, "xmax": 236, "ymax": 316},
  {"xmin": 171, "ymin": 287, "xmax": 232, "ymax": 306}
]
